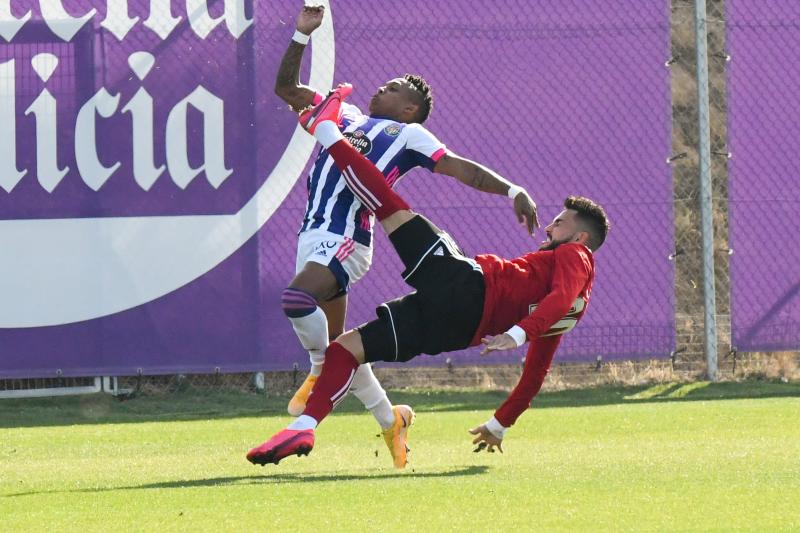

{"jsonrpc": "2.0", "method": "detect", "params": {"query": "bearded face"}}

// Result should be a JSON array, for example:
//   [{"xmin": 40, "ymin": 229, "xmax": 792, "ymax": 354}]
[
  {"xmin": 538, "ymin": 235, "xmax": 575, "ymax": 251},
  {"xmin": 539, "ymin": 209, "xmax": 583, "ymax": 251}
]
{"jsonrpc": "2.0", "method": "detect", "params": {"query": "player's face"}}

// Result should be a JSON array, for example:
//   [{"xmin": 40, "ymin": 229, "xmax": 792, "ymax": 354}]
[
  {"xmin": 540, "ymin": 209, "xmax": 582, "ymax": 251},
  {"xmin": 369, "ymin": 78, "xmax": 417, "ymax": 120}
]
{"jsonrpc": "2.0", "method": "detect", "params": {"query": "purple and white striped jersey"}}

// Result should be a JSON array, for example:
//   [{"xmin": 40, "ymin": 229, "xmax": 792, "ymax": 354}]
[{"xmin": 299, "ymin": 100, "xmax": 447, "ymax": 247}]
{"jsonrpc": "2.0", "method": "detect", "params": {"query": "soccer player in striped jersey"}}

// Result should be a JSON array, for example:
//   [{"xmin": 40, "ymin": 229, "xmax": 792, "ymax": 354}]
[
  {"xmin": 246, "ymin": 86, "xmax": 610, "ymax": 466},
  {"xmin": 274, "ymin": 5, "xmax": 537, "ymax": 468}
]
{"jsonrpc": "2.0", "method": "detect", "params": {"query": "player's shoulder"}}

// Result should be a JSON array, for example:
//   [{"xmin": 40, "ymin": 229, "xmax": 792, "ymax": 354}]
[
  {"xmin": 554, "ymin": 242, "xmax": 592, "ymax": 256},
  {"xmin": 402, "ymin": 121, "xmax": 435, "ymax": 137},
  {"xmin": 554, "ymin": 243, "xmax": 594, "ymax": 268},
  {"xmin": 341, "ymin": 102, "xmax": 365, "ymax": 120},
  {"xmin": 553, "ymin": 242, "xmax": 592, "ymax": 257},
  {"xmin": 402, "ymin": 121, "xmax": 429, "ymax": 131}
]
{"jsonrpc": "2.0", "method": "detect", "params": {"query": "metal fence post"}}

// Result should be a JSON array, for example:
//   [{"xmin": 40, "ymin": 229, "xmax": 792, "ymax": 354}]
[{"xmin": 694, "ymin": 0, "xmax": 719, "ymax": 381}]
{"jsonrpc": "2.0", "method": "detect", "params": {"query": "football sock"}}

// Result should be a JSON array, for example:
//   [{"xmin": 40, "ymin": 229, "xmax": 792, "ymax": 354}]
[
  {"xmin": 287, "ymin": 415, "xmax": 318, "ymax": 431},
  {"xmin": 308, "ymin": 351, "xmax": 325, "ymax": 377},
  {"xmin": 327, "ymin": 139, "xmax": 410, "ymax": 220},
  {"xmin": 350, "ymin": 364, "xmax": 395, "ymax": 430},
  {"xmin": 282, "ymin": 288, "xmax": 329, "ymax": 376},
  {"xmin": 370, "ymin": 398, "xmax": 396, "ymax": 431},
  {"xmin": 302, "ymin": 342, "xmax": 360, "ymax": 424},
  {"xmin": 314, "ymin": 120, "xmax": 344, "ymax": 149}
]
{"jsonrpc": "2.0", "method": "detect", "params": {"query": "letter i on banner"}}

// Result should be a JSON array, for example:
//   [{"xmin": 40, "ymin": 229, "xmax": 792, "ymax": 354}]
[
  {"xmin": 24, "ymin": 53, "xmax": 69, "ymax": 193},
  {"xmin": 122, "ymin": 52, "xmax": 165, "ymax": 190},
  {"xmin": 75, "ymin": 88, "xmax": 121, "ymax": 191},
  {"xmin": 0, "ymin": 59, "xmax": 27, "ymax": 192}
]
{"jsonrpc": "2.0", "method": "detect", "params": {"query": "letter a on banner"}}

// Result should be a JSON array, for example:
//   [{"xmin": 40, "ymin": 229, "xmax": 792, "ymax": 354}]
[{"xmin": 166, "ymin": 86, "xmax": 232, "ymax": 189}]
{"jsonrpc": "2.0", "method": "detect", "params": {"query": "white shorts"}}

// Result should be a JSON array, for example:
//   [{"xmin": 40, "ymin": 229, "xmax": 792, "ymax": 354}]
[{"xmin": 295, "ymin": 229, "xmax": 373, "ymax": 295}]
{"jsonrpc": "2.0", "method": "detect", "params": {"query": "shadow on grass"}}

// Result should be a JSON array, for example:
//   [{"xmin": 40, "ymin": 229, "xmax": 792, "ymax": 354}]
[
  {"xmin": 2, "ymin": 465, "xmax": 490, "ymax": 498},
  {"xmin": 1, "ymin": 380, "xmax": 798, "ymax": 429}
]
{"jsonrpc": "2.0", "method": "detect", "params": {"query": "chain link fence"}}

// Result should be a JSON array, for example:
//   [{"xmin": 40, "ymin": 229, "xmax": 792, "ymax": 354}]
[
  {"xmin": 1, "ymin": 0, "xmax": 798, "ymax": 396},
  {"xmin": 668, "ymin": 0, "xmax": 799, "ymax": 380},
  {"xmin": 669, "ymin": 0, "xmax": 733, "ymax": 375},
  {"xmin": 331, "ymin": 0, "xmax": 676, "ymax": 367},
  {"xmin": 726, "ymin": 0, "xmax": 800, "ymax": 355}
]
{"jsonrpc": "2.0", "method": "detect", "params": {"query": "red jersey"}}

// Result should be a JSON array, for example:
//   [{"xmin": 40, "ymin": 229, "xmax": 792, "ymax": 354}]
[{"xmin": 470, "ymin": 242, "xmax": 595, "ymax": 427}]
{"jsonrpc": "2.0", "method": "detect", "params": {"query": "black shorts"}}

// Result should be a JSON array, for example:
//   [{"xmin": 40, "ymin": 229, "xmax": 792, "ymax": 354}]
[{"xmin": 358, "ymin": 216, "xmax": 485, "ymax": 363}]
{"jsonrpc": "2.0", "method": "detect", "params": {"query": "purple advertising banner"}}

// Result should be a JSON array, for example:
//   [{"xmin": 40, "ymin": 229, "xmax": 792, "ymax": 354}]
[
  {"xmin": 0, "ymin": 0, "xmax": 674, "ymax": 378},
  {"xmin": 727, "ymin": 0, "xmax": 800, "ymax": 351}
]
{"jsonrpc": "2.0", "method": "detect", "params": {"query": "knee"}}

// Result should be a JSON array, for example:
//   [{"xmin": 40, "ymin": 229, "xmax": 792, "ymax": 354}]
[
  {"xmin": 335, "ymin": 331, "xmax": 366, "ymax": 364},
  {"xmin": 281, "ymin": 287, "xmax": 318, "ymax": 318}
]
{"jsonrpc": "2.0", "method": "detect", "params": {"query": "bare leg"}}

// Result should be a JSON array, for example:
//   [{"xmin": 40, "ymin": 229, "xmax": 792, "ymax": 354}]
[{"xmin": 319, "ymin": 292, "xmax": 347, "ymax": 340}]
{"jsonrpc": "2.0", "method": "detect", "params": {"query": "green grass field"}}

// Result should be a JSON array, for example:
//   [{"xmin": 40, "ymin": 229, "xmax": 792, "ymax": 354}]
[{"xmin": 2, "ymin": 381, "xmax": 799, "ymax": 532}]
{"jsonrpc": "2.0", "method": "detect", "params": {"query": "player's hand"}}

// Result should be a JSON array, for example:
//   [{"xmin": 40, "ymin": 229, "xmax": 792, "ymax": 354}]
[
  {"xmin": 514, "ymin": 190, "xmax": 539, "ymax": 236},
  {"xmin": 480, "ymin": 333, "xmax": 517, "ymax": 355},
  {"xmin": 296, "ymin": 4, "xmax": 325, "ymax": 34},
  {"xmin": 469, "ymin": 425, "xmax": 504, "ymax": 453}
]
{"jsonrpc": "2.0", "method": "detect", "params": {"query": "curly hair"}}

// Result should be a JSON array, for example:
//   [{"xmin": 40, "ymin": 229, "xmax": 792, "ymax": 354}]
[
  {"xmin": 403, "ymin": 73, "xmax": 434, "ymax": 123},
  {"xmin": 564, "ymin": 196, "xmax": 610, "ymax": 251}
]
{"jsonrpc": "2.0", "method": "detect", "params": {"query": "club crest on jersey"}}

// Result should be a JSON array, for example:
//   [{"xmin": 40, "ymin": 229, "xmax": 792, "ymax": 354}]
[
  {"xmin": 383, "ymin": 124, "xmax": 402, "ymax": 137},
  {"xmin": 344, "ymin": 130, "xmax": 372, "ymax": 155}
]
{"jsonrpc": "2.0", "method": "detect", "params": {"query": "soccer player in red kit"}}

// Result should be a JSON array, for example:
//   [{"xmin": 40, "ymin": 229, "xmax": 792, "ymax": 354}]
[
  {"xmin": 247, "ymin": 86, "xmax": 611, "ymax": 465},
  {"xmin": 276, "ymin": 5, "xmax": 537, "ymax": 462}
]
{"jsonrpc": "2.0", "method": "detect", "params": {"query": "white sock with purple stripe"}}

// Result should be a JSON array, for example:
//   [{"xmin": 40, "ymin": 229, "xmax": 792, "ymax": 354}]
[
  {"xmin": 282, "ymin": 288, "xmax": 329, "ymax": 376},
  {"xmin": 314, "ymin": 120, "xmax": 345, "ymax": 149},
  {"xmin": 291, "ymin": 309, "xmax": 328, "ymax": 376}
]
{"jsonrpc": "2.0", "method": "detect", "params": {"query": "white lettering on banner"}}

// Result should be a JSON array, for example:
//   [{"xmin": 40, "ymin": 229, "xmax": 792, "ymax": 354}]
[
  {"xmin": 122, "ymin": 52, "xmax": 165, "ymax": 190},
  {"xmin": 0, "ymin": 59, "xmax": 26, "ymax": 193},
  {"xmin": 0, "ymin": 0, "xmax": 31, "ymax": 41},
  {"xmin": 39, "ymin": 0, "xmax": 97, "ymax": 42},
  {"xmin": 100, "ymin": 0, "xmax": 139, "ymax": 40},
  {"xmin": 166, "ymin": 86, "xmax": 232, "ymax": 189},
  {"xmin": 0, "ymin": 1, "xmax": 333, "ymax": 327},
  {"xmin": 0, "ymin": 0, "xmax": 253, "ymax": 42},
  {"xmin": 142, "ymin": 0, "xmax": 181, "ymax": 40},
  {"xmin": 186, "ymin": 0, "xmax": 252, "ymax": 40},
  {"xmin": 76, "ymin": 88, "xmax": 122, "ymax": 191},
  {"xmin": 24, "ymin": 53, "xmax": 69, "ymax": 193},
  {"xmin": 1, "ymin": 52, "xmax": 231, "ymax": 191}
]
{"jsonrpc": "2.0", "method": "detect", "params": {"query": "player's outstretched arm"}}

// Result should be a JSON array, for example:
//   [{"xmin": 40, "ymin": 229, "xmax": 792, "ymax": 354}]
[
  {"xmin": 498, "ymin": 335, "xmax": 561, "ymax": 423},
  {"xmin": 433, "ymin": 152, "xmax": 539, "ymax": 234},
  {"xmin": 274, "ymin": 5, "xmax": 324, "ymax": 111},
  {"xmin": 470, "ymin": 335, "xmax": 561, "ymax": 451}
]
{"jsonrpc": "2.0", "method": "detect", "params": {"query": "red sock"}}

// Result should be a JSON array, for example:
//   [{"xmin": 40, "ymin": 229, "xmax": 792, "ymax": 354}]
[
  {"xmin": 328, "ymin": 140, "xmax": 410, "ymax": 220},
  {"xmin": 303, "ymin": 341, "xmax": 360, "ymax": 423}
]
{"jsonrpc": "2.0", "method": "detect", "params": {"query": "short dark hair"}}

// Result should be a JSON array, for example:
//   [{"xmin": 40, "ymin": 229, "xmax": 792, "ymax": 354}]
[
  {"xmin": 403, "ymin": 73, "xmax": 433, "ymax": 123},
  {"xmin": 564, "ymin": 195, "xmax": 610, "ymax": 251}
]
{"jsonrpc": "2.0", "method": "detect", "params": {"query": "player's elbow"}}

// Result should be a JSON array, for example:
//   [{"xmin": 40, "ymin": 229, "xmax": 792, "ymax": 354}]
[{"xmin": 274, "ymin": 83, "xmax": 295, "ymax": 102}]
